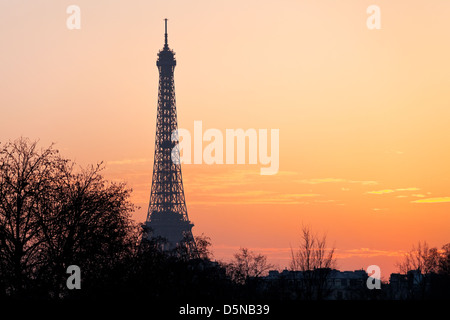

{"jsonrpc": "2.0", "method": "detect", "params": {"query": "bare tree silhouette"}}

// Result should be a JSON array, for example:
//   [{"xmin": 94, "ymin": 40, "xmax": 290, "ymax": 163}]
[
  {"xmin": 194, "ymin": 233, "xmax": 213, "ymax": 260},
  {"xmin": 397, "ymin": 241, "xmax": 441, "ymax": 274},
  {"xmin": 290, "ymin": 225, "xmax": 336, "ymax": 300},
  {"xmin": 0, "ymin": 138, "xmax": 136, "ymax": 298},
  {"xmin": 439, "ymin": 243, "xmax": 450, "ymax": 276},
  {"xmin": 226, "ymin": 247, "xmax": 273, "ymax": 285},
  {"xmin": 395, "ymin": 241, "xmax": 450, "ymax": 299}
]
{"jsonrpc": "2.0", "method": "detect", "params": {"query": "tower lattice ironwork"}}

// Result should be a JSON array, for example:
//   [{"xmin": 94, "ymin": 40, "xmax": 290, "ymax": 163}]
[{"xmin": 143, "ymin": 19, "xmax": 197, "ymax": 255}]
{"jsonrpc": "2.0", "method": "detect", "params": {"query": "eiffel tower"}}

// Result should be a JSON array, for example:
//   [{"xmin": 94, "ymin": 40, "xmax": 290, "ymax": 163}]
[{"xmin": 143, "ymin": 19, "xmax": 197, "ymax": 256}]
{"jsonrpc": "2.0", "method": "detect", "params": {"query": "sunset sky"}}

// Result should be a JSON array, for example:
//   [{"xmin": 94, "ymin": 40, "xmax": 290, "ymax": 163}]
[{"xmin": 1, "ymin": 0, "xmax": 450, "ymax": 278}]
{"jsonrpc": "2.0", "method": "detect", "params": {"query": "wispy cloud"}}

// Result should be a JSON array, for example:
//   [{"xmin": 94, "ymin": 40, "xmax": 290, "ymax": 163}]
[
  {"xmin": 349, "ymin": 180, "xmax": 379, "ymax": 185},
  {"xmin": 184, "ymin": 169, "xmax": 298, "ymax": 192},
  {"xmin": 216, "ymin": 246, "xmax": 407, "ymax": 262},
  {"xmin": 336, "ymin": 248, "xmax": 405, "ymax": 259},
  {"xmin": 368, "ymin": 187, "xmax": 420, "ymax": 195},
  {"xmin": 296, "ymin": 178, "xmax": 346, "ymax": 184},
  {"xmin": 107, "ymin": 158, "xmax": 152, "ymax": 165},
  {"xmin": 296, "ymin": 178, "xmax": 378, "ymax": 185},
  {"xmin": 412, "ymin": 197, "xmax": 450, "ymax": 204},
  {"xmin": 368, "ymin": 189, "xmax": 396, "ymax": 195},
  {"xmin": 190, "ymin": 192, "xmax": 321, "ymax": 206}
]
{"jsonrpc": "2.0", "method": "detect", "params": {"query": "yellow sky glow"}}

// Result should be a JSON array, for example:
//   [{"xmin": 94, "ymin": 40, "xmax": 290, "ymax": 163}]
[{"xmin": 1, "ymin": 0, "xmax": 449, "ymax": 277}]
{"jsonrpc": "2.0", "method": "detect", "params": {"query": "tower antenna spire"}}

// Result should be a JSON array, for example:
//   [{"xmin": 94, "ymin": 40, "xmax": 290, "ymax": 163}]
[{"xmin": 164, "ymin": 18, "xmax": 168, "ymax": 47}]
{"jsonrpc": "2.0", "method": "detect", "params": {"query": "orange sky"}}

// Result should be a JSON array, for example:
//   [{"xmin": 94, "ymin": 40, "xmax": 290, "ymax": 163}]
[{"xmin": 1, "ymin": 0, "xmax": 449, "ymax": 279}]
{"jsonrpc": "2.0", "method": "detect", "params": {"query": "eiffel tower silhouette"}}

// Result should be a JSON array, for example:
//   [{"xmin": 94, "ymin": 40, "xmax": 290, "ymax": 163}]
[{"xmin": 143, "ymin": 19, "xmax": 197, "ymax": 256}]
